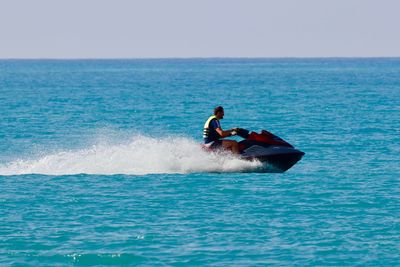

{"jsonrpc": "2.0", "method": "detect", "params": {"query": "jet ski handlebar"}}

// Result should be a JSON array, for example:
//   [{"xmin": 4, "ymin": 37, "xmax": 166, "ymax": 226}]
[{"xmin": 235, "ymin": 128, "xmax": 250, "ymax": 139}]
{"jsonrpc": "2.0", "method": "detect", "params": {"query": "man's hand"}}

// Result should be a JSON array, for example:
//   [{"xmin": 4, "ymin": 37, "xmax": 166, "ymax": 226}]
[{"xmin": 230, "ymin": 128, "xmax": 238, "ymax": 136}]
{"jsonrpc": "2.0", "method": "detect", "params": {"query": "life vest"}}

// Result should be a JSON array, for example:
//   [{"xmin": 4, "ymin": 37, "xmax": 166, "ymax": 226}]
[{"xmin": 203, "ymin": 115, "xmax": 220, "ymax": 140}]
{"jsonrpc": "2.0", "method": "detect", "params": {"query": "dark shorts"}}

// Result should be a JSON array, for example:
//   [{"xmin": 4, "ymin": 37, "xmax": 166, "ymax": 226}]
[{"xmin": 205, "ymin": 140, "xmax": 223, "ymax": 149}]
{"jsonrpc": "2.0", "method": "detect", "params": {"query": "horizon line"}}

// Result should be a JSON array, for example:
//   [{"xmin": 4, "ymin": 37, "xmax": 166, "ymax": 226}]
[{"xmin": 1, "ymin": 56, "xmax": 400, "ymax": 60}]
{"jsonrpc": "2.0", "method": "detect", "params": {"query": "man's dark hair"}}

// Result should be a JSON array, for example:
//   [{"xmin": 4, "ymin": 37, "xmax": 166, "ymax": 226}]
[{"xmin": 214, "ymin": 106, "xmax": 224, "ymax": 115}]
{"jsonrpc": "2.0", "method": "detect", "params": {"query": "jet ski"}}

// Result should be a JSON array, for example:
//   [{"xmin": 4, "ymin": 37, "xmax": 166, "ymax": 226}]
[
  {"xmin": 205, "ymin": 128, "xmax": 305, "ymax": 172},
  {"xmin": 236, "ymin": 128, "xmax": 304, "ymax": 172}
]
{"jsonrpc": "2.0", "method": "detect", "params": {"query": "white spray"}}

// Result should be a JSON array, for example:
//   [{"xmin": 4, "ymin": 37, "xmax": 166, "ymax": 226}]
[{"xmin": 0, "ymin": 135, "xmax": 263, "ymax": 175}]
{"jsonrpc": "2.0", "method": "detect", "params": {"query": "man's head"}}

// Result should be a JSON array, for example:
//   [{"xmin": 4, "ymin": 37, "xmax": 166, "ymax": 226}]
[{"xmin": 214, "ymin": 106, "xmax": 224, "ymax": 119}]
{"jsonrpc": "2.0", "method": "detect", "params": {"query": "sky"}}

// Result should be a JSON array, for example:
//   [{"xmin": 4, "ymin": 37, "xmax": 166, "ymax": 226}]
[{"xmin": 0, "ymin": 0, "xmax": 399, "ymax": 58}]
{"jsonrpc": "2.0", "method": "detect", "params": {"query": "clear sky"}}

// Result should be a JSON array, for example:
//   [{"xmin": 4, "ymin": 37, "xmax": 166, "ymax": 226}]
[{"xmin": 1, "ymin": 0, "xmax": 399, "ymax": 58}]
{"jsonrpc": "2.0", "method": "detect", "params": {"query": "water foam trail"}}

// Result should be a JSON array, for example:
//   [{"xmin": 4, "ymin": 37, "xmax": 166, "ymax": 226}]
[{"xmin": 0, "ymin": 136, "xmax": 263, "ymax": 175}]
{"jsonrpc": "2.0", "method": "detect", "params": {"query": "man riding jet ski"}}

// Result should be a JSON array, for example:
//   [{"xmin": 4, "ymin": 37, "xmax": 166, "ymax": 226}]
[
  {"xmin": 203, "ymin": 106, "xmax": 305, "ymax": 172},
  {"xmin": 203, "ymin": 106, "xmax": 240, "ymax": 153}
]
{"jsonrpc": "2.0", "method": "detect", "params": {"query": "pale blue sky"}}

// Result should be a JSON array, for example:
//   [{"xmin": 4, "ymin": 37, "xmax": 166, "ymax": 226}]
[{"xmin": 1, "ymin": 0, "xmax": 399, "ymax": 58}]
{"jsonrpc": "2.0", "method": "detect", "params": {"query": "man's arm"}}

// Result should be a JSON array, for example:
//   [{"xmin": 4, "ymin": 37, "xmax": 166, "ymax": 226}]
[{"xmin": 216, "ymin": 127, "xmax": 236, "ymax": 138}]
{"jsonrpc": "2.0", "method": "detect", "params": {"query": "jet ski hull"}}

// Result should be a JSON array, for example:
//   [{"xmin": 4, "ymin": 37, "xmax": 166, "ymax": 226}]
[{"xmin": 243, "ymin": 151, "xmax": 304, "ymax": 172}]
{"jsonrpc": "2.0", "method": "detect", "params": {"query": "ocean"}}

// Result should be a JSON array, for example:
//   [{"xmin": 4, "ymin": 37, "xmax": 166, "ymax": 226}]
[{"xmin": 1, "ymin": 58, "xmax": 399, "ymax": 266}]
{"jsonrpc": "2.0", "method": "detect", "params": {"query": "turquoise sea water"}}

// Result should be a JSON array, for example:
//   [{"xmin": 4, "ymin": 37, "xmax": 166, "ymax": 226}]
[{"xmin": 0, "ymin": 59, "xmax": 399, "ymax": 266}]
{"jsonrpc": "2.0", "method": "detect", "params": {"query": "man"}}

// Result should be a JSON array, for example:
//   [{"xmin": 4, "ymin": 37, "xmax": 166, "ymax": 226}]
[{"xmin": 203, "ymin": 106, "xmax": 240, "ymax": 154}]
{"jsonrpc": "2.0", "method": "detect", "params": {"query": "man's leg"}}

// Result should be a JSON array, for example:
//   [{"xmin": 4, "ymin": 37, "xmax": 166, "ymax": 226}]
[{"xmin": 222, "ymin": 140, "xmax": 240, "ymax": 154}]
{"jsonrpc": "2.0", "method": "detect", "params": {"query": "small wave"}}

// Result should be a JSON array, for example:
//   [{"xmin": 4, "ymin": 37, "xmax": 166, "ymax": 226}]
[{"xmin": 0, "ymin": 135, "xmax": 262, "ymax": 175}]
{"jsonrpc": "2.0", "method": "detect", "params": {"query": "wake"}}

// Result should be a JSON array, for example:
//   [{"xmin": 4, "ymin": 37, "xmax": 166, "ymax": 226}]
[{"xmin": 0, "ymin": 135, "xmax": 263, "ymax": 175}]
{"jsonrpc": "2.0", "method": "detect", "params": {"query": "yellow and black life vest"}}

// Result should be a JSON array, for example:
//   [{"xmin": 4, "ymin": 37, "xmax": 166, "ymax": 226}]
[{"xmin": 203, "ymin": 115, "xmax": 220, "ymax": 140}]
